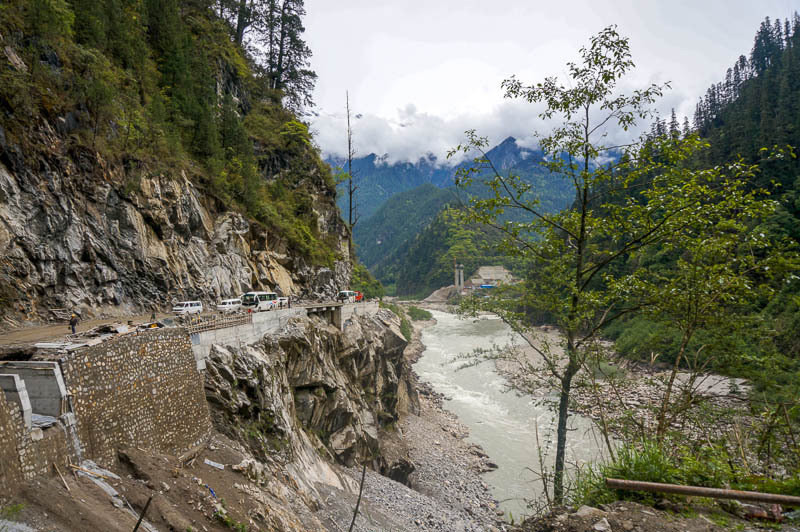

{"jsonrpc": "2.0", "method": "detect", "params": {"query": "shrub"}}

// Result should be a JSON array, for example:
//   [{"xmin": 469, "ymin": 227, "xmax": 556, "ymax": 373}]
[
  {"xmin": 570, "ymin": 440, "xmax": 739, "ymax": 507},
  {"xmin": 350, "ymin": 262, "xmax": 385, "ymax": 299},
  {"xmin": 379, "ymin": 302, "xmax": 413, "ymax": 341},
  {"xmin": 399, "ymin": 317, "xmax": 412, "ymax": 342}
]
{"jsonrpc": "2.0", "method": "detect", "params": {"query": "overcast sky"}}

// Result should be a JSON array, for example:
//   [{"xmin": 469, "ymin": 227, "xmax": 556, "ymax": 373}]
[{"xmin": 304, "ymin": 0, "xmax": 799, "ymax": 164}]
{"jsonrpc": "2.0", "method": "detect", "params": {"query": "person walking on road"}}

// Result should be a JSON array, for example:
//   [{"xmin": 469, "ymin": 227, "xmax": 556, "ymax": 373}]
[{"xmin": 69, "ymin": 313, "xmax": 79, "ymax": 335}]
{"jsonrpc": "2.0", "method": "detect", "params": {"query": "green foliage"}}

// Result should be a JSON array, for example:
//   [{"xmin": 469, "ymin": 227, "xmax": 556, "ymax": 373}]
[
  {"xmin": 453, "ymin": 25, "xmax": 788, "ymax": 502},
  {"xmin": 350, "ymin": 139, "xmax": 574, "ymax": 295},
  {"xmin": 384, "ymin": 206, "xmax": 517, "ymax": 298},
  {"xmin": 27, "ymin": 0, "xmax": 74, "ymax": 42},
  {"xmin": 0, "ymin": 503, "xmax": 24, "ymax": 520},
  {"xmin": 399, "ymin": 317, "xmax": 412, "ymax": 342},
  {"xmin": 573, "ymin": 439, "xmax": 800, "ymax": 509},
  {"xmin": 214, "ymin": 511, "xmax": 247, "ymax": 532},
  {"xmin": 379, "ymin": 302, "xmax": 413, "ymax": 341},
  {"xmin": 572, "ymin": 440, "xmax": 679, "ymax": 506},
  {"xmin": 354, "ymin": 183, "xmax": 454, "ymax": 274},
  {"xmin": 0, "ymin": 0, "xmax": 339, "ymax": 265},
  {"xmin": 350, "ymin": 262, "xmax": 384, "ymax": 299},
  {"xmin": 609, "ymin": 15, "xmax": 800, "ymax": 408},
  {"xmin": 407, "ymin": 306, "xmax": 432, "ymax": 321},
  {"xmin": 573, "ymin": 441, "xmax": 748, "ymax": 507}
]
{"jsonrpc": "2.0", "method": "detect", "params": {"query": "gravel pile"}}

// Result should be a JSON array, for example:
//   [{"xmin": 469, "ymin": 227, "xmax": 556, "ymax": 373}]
[{"xmin": 317, "ymin": 389, "xmax": 508, "ymax": 532}]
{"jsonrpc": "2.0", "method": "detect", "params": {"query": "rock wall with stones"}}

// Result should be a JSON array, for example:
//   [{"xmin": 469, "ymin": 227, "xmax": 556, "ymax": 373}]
[
  {"xmin": 205, "ymin": 310, "xmax": 418, "ymax": 474},
  {"xmin": 0, "ymin": 391, "xmax": 24, "ymax": 492},
  {"xmin": 0, "ymin": 389, "xmax": 75, "ymax": 493},
  {"xmin": 60, "ymin": 328, "xmax": 211, "ymax": 466},
  {"xmin": 0, "ymin": 118, "xmax": 351, "ymax": 322}
]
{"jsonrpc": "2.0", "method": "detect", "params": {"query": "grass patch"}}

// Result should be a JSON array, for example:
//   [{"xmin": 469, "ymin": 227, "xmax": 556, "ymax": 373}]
[
  {"xmin": 573, "ymin": 438, "xmax": 800, "ymax": 510},
  {"xmin": 407, "ymin": 306, "xmax": 432, "ymax": 321}
]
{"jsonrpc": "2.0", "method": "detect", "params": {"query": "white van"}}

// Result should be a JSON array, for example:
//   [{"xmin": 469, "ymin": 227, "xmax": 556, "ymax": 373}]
[
  {"xmin": 173, "ymin": 301, "xmax": 203, "ymax": 315},
  {"xmin": 241, "ymin": 291, "xmax": 278, "ymax": 312},
  {"xmin": 216, "ymin": 298, "xmax": 241, "ymax": 313},
  {"xmin": 337, "ymin": 290, "xmax": 357, "ymax": 303}
]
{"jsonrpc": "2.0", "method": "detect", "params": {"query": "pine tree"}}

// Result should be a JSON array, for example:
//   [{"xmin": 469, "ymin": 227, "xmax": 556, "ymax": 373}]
[
  {"xmin": 260, "ymin": 0, "xmax": 317, "ymax": 110},
  {"xmin": 668, "ymin": 108, "xmax": 680, "ymax": 138}
]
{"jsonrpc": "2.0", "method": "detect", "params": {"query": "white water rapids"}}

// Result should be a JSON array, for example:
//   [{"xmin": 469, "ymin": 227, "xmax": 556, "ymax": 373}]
[{"xmin": 415, "ymin": 310, "xmax": 611, "ymax": 521}]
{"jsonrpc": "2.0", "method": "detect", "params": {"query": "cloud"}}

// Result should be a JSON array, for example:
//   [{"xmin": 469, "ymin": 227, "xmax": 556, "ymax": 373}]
[
  {"xmin": 310, "ymin": 80, "xmax": 698, "ymax": 165},
  {"xmin": 311, "ymin": 98, "xmax": 550, "ymax": 165}
]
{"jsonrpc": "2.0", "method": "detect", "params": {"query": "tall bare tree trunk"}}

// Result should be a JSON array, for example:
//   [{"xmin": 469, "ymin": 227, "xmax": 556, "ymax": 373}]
[
  {"xmin": 273, "ymin": 1, "xmax": 289, "ymax": 90},
  {"xmin": 346, "ymin": 91, "xmax": 358, "ymax": 260}
]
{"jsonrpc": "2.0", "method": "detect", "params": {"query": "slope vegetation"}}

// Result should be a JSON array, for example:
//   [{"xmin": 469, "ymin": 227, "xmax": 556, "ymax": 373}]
[{"xmin": 0, "ymin": 0, "xmax": 347, "ymax": 318}]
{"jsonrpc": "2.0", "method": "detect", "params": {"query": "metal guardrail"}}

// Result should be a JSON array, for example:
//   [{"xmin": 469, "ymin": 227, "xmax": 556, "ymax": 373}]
[{"xmin": 184, "ymin": 313, "xmax": 252, "ymax": 334}]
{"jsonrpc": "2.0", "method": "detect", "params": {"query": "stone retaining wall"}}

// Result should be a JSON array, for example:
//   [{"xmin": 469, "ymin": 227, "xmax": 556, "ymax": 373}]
[
  {"xmin": 60, "ymin": 328, "xmax": 212, "ymax": 466},
  {"xmin": 0, "ymin": 392, "xmax": 24, "ymax": 493},
  {"xmin": 0, "ymin": 383, "xmax": 76, "ymax": 491}
]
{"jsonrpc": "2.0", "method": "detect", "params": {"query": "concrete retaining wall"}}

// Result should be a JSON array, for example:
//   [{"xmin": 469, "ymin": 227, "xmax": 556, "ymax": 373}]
[
  {"xmin": 0, "ymin": 374, "xmax": 32, "ymax": 429},
  {"xmin": 0, "ymin": 361, "xmax": 67, "ymax": 418},
  {"xmin": 190, "ymin": 308, "xmax": 305, "ymax": 367},
  {"xmin": 60, "ymin": 328, "xmax": 212, "ymax": 467},
  {"xmin": 341, "ymin": 301, "xmax": 379, "ymax": 323}
]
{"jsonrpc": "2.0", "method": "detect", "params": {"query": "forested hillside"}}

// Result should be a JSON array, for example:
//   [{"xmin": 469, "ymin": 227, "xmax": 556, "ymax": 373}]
[
  {"xmin": 1, "ymin": 0, "xmax": 341, "ymax": 257},
  {"xmin": 350, "ymin": 137, "xmax": 573, "ymax": 296},
  {"xmin": 0, "ymin": 0, "xmax": 349, "ymax": 315},
  {"xmin": 387, "ymin": 208, "xmax": 518, "ymax": 298},
  {"xmin": 329, "ymin": 152, "xmax": 454, "ymax": 221},
  {"xmin": 354, "ymin": 183, "xmax": 455, "ymax": 276},
  {"xmin": 596, "ymin": 15, "xmax": 800, "ymax": 396}
]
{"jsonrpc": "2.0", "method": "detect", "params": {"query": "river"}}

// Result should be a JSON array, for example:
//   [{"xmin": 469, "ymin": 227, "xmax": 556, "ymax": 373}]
[{"xmin": 414, "ymin": 310, "xmax": 610, "ymax": 521}]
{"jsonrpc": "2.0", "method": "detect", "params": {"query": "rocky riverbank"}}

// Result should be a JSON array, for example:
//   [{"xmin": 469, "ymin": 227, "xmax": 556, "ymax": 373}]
[
  {"xmin": 490, "ymin": 324, "xmax": 753, "ymax": 447},
  {"xmin": 376, "ymin": 317, "xmax": 508, "ymax": 531}
]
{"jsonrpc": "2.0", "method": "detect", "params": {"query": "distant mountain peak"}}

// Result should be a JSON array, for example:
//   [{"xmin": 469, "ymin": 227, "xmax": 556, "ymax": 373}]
[{"xmin": 498, "ymin": 136, "xmax": 518, "ymax": 146}]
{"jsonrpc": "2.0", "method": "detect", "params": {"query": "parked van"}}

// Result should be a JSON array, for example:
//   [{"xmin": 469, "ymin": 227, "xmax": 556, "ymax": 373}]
[
  {"xmin": 173, "ymin": 301, "xmax": 203, "ymax": 315},
  {"xmin": 337, "ymin": 290, "xmax": 357, "ymax": 303},
  {"xmin": 216, "ymin": 298, "xmax": 241, "ymax": 313},
  {"xmin": 241, "ymin": 291, "xmax": 278, "ymax": 312}
]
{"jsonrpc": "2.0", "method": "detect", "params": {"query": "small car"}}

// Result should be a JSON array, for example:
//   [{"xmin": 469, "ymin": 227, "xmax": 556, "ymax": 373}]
[
  {"xmin": 173, "ymin": 301, "xmax": 203, "ymax": 315},
  {"xmin": 277, "ymin": 296, "xmax": 289, "ymax": 308},
  {"xmin": 216, "ymin": 298, "xmax": 241, "ymax": 313}
]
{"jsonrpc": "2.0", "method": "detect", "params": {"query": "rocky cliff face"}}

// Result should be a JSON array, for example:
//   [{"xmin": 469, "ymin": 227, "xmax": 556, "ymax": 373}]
[
  {"xmin": 204, "ymin": 309, "xmax": 417, "ymax": 471},
  {"xmin": 202, "ymin": 310, "xmax": 419, "ymax": 528},
  {"xmin": 0, "ymin": 120, "xmax": 349, "ymax": 321}
]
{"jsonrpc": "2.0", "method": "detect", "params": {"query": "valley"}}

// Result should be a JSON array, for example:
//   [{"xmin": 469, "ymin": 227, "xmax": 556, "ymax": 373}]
[{"xmin": 0, "ymin": 0, "xmax": 799, "ymax": 531}]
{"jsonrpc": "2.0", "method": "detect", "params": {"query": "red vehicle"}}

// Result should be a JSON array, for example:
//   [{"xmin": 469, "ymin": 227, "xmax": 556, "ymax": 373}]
[{"xmin": 355, "ymin": 291, "xmax": 364, "ymax": 302}]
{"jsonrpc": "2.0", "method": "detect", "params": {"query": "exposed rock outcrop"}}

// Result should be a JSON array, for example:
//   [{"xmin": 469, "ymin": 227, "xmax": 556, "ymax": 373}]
[
  {"xmin": 0, "ymin": 121, "xmax": 349, "ymax": 321},
  {"xmin": 204, "ymin": 310, "xmax": 417, "ymax": 479}
]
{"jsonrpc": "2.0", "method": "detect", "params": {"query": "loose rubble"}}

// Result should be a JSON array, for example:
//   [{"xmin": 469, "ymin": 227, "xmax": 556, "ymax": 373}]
[
  {"xmin": 321, "ymin": 316, "xmax": 509, "ymax": 531},
  {"xmin": 517, "ymin": 501, "xmax": 800, "ymax": 532}
]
